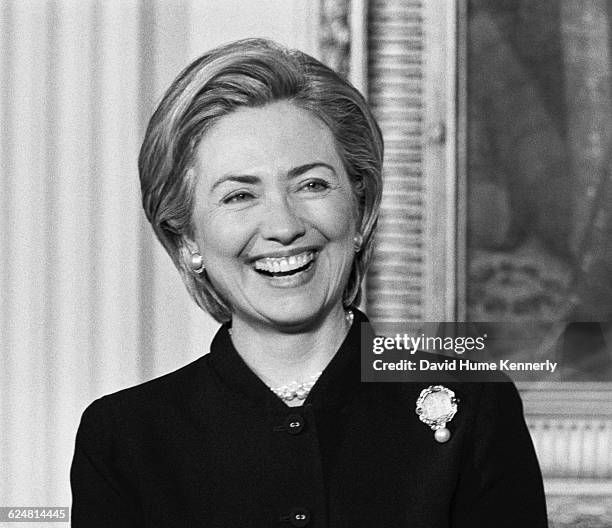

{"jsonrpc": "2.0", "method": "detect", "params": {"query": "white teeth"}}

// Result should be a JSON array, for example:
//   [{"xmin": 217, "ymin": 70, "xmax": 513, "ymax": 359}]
[{"xmin": 254, "ymin": 251, "xmax": 315, "ymax": 273}]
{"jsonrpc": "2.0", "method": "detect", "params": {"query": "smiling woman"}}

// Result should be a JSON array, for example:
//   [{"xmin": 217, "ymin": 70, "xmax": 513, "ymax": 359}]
[
  {"xmin": 137, "ymin": 39, "xmax": 381, "ymax": 327},
  {"xmin": 189, "ymin": 102, "xmax": 357, "ymax": 332},
  {"xmin": 70, "ymin": 38, "xmax": 547, "ymax": 527}
]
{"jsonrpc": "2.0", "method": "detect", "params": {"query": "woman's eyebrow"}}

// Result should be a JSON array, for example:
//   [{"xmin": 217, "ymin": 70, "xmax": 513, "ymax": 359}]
[
  {"xmin": 287, "ymin": 162, "xmax": 336, "ymax": 178},
  {"xmin": 210, "ymin": 174, "xmax": 260, "ymax": 191}
]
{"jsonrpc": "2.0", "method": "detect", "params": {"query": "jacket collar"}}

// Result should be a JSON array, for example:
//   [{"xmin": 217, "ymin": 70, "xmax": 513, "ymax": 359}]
[{"xmin": 207, "ymin": 309, "xmax": 370, "ymax": 412}]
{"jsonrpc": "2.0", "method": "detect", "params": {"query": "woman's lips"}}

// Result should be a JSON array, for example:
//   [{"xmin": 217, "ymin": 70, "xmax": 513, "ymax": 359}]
[{"xmin": 253, "ymin": 251, "xmax": 316, "ymax": 276}]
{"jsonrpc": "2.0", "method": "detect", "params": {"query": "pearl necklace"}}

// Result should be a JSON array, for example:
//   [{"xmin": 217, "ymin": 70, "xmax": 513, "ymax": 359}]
[
  {"xmin": 269, "ymin": 372, "xmax": 323, "ymax": 402},
  {"xmin": 229, "ymin": 310, "xmax": 354, "ymax": 403}
]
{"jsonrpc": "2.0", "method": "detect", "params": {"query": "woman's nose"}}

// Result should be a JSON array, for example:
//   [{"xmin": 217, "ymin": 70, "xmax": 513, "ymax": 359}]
[{"xmin": 259, "ymin": 194, "xmax": 306, "ymax": 244}]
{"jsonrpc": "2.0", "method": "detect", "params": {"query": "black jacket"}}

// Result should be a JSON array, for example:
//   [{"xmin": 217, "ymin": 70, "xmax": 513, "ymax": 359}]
[{"xmin": 71, "ymin": 310, "xmax": 547, "ymax": 527}]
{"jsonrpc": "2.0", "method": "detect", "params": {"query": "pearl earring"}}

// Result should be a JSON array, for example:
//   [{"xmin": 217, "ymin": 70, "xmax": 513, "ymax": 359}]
[
  {"xmin": 353, "ymin": 233, "xmax": 363, "ymax": 253},
  {"xmin": 190, "ymin": 252, "xmax": 205, "ymax": 274}
]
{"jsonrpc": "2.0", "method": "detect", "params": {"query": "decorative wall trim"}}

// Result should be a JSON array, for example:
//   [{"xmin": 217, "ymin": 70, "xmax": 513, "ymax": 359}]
[
  {"xmin": 521, "ymin": 383, "xmax": 612, "ymax": 484},
  {"xmin": 523, "ymin": 383, "xmax": 612, "ymax": 525},
  {"xmin": 545, "ymin": 479, "xmax": 612, "ymax": 496},
  {"xmin": 546, "ymin": 492, "xmax": 612, "ymax": 527},
  {"xmin": 365, "ymin": 0, "xmax": 458, "ymax": 323},
  {"xmin": 318, "ymin": 0, "xmax": 352, "ymax": 78},
  {"xmin": 520, "ymin": 382, "xmax": 612, "ymax": 417},
  {"xmin": 527, "ymin": 416, "xmax": 612, "ymax": 479},
  {"xmin": 365, "ymin": 0, "xmax": 427, "ymax": 323}
]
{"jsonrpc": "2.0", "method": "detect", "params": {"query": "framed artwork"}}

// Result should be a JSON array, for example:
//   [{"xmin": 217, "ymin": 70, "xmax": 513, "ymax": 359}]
[
  {"xmin": 460, "ymin": 2, "xmax": 612, "ymax": 512},
  {"xmin": 460, "ymin": 0, "xmax": 612, "ymax": 442},
  {"xmin": 462, "ymin": 0, "xmax": 612, "ymax": 381}
]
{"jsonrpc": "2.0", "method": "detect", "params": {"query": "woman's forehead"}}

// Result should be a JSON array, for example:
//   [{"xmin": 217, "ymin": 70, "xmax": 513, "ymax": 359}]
[{"xmin": 192, "ymin": 101, "xmax": 344, "ymax": 184}]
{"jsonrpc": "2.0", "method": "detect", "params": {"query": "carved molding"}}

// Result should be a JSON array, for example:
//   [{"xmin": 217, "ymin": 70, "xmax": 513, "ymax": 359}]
[
  {"xmin": 521, "ymin": 384, "xmax": 612, "ymax": 481},
  {"xmin": 527, "ymin": 416, "xmax": 612, "ymax": 479},
  {"xmin": 318, "ymin": 0, "xmax": 352, "ymax": 78},
  {"xmin": 520, "ymin": 383, "xmax": 612, "ymax": 417},
  {"xmin": 547, "ymin": 493, "xmax": 612, "ymax": 528},
  {"xmin": 522, "ymin": 385, "xmax": 612, "ymax": 524}
]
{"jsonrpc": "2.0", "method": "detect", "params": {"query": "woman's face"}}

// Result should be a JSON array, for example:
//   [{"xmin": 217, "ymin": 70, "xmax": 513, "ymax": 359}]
[{"xmin": 189, "ymin": 101, "xmax": 358, "ymax": 329}]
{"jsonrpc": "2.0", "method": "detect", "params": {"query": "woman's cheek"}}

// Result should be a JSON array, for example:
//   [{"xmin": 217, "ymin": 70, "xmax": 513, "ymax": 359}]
[
  {"xmin": 308, "ymin": 196, "xmax": 356, "ymax": 238},
  {"xmin": 198, "ymin": 209, "xmax": 253, "ymax": 256}
]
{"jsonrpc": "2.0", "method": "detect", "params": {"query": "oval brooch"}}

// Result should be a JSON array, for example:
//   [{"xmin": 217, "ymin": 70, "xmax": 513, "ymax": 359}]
[{"xmin": 415, "ymin": 385, "xmax": 458, "ymax": 443}]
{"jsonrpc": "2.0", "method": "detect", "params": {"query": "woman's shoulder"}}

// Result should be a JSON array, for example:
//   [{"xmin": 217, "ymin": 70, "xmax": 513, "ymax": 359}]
[{"xmin": 78, "ymin": 353, "xmax": 217, "ymax": 431}]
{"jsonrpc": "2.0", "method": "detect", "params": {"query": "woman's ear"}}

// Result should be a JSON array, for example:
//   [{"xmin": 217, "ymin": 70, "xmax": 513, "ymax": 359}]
[{"xmin": 180, "ymin": 234, "xmax": 200, "ymax": 255}]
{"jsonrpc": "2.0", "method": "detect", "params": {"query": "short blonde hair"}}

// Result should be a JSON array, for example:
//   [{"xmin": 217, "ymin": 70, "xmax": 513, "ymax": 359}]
[{"xmin": 139, "ymin": 38, "xmax": 383, "ymax": 322}]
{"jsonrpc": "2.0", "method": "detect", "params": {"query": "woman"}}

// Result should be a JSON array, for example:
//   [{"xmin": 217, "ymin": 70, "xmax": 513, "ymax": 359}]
[{"xmin": 71, "ymin": 39, "xmax": 548, "ymax": 527}]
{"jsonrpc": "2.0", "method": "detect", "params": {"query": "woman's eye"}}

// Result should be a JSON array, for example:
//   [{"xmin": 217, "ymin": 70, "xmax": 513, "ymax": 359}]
[
  {"xmin": 223, "ymin": 191, "xmax": 254, "ymax": 204},
  {"xmin": 300, "ymin": 180, "xmax": 331, "ymax": 192}
]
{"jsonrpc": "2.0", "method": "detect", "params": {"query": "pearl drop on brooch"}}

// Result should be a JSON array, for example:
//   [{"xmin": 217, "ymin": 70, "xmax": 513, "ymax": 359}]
[{"xmin": 434, "ymin": 427, "xmax": 451, "ymax": 443}]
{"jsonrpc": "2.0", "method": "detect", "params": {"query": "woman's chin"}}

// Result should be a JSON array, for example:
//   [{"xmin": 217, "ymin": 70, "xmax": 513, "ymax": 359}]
[
  {"xmin": 265, "ymin": 306, "xmax": 323, "ymax": 330},
  {"xmin": 246, "ymin": 298, "xmax": 334, "ymax": 331}
]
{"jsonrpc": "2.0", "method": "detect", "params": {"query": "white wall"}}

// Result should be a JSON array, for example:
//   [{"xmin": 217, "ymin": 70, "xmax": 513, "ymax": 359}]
[{"xmin": 189, "ymin": 0, "xmax": 318, "ymax": 59}]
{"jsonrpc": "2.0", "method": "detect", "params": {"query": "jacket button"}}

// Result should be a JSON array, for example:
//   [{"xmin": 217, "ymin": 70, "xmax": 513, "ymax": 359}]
[
  {"xmin": 289, "ymin": 508, "xmax": 310, "ymax": 527},
  {"xmin": 284, "ymin": 414, "xmax": 305, "ymax": 435}
]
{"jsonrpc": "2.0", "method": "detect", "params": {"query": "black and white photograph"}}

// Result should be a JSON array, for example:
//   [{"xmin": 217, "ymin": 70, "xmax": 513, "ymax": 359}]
[{"xmin": 1, "ymin": 1, "xmax": 611, "ymax": 526}]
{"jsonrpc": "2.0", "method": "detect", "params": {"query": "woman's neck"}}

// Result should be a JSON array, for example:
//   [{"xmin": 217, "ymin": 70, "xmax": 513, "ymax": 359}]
[{"xmin": 228, "ymin": 304, "xmax": 351, "ymax": 390}]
